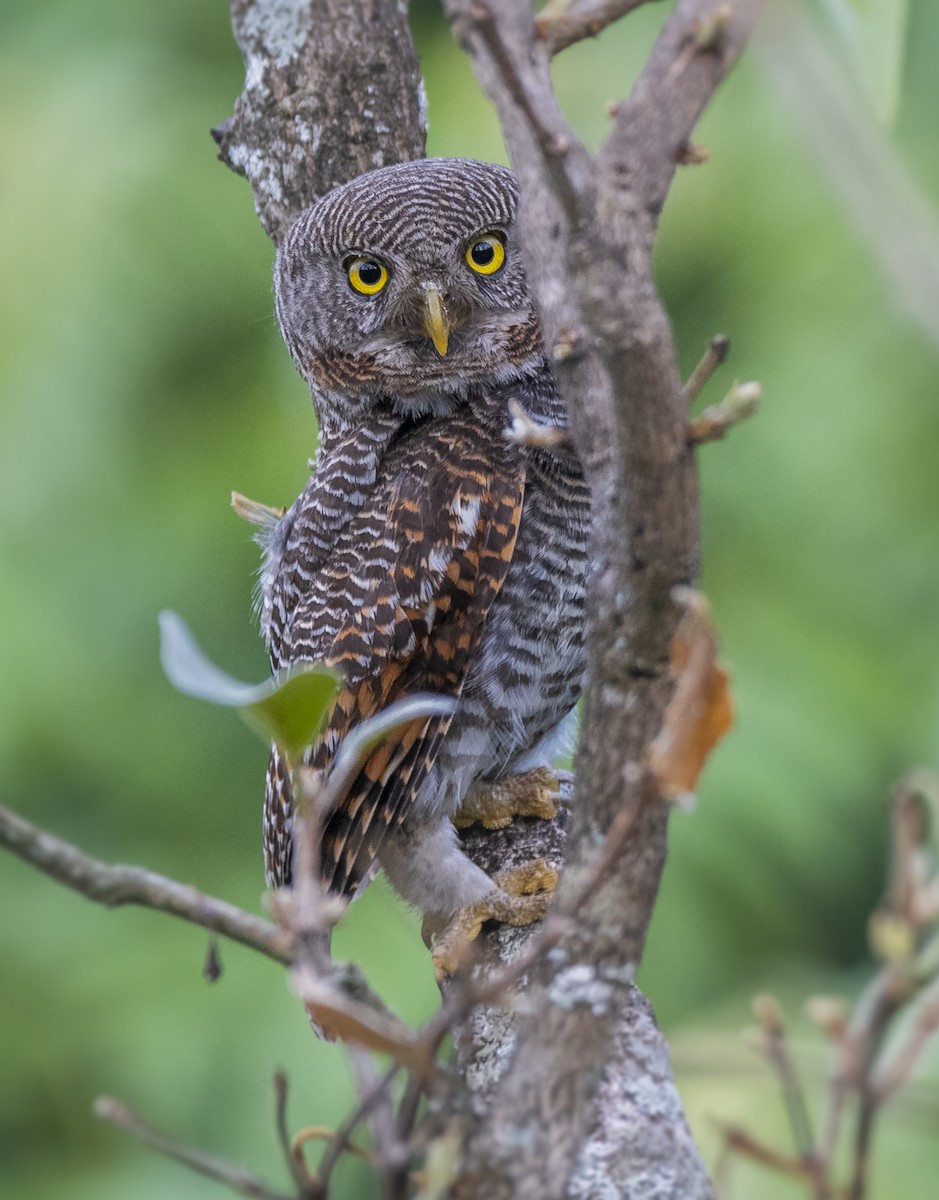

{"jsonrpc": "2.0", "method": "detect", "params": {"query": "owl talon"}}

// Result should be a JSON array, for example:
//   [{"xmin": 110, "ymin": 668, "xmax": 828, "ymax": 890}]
[
  {"xmin": 431, "ymin": 858, "xmax": 558, "ymax": 981},
  {"xmin": 454, "ymin": 767, "xmax": 566, "ymax": 831}
]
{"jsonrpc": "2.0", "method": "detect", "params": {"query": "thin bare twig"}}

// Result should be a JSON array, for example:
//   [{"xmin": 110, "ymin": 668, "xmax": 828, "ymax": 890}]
[
  {"xmin": 393, "ymin": 1070, "xmax": 428, "ymax": 1152},
  {"xmin": 0, "ymin": 803, "xmax": 292, "ymax": 965},
  {"xmin": 292, "ymin": 1127, "xmax": 371, "ymax": 1167},
  {"xmin": 716, "ymin": 1123, "xmax": 821, "ymax": 1185},
  {"xmin": 0, "ymin": 801, "xmax": 405, "ymax": 1049},
  {"xmin": 536, "ymin": 0, "xmax": 659, "ymax": 55},
  {"xmin": 872, "ymin": 978, "xmax": 939, "ymax": 1104},
  {"xmin": 274, "ymin": 1072, "xmax": 318, "ymax": 1199},
  {"xmin": 682, "ymin": 334, "xmax": 730, "ymax": 403},
  {"xmin": 687, "ymin": 381, "xmax": 760, "ymax": 444},
  {"xmin": 347, "ymin": 1047, "xmax": 408, "ymax": 1192},
  {"xmin": 750, "ymin": 996, "xmax": 822, "ymax": 1186},
  {"xmin": 602, "ymin": 0, "xmax": 764, "ymax": 223},
  {"xmin": 94, "ymin": 1096, "xmax": 298, "ymax": 1200},
  {"xmin": 846, "ymin": 1096, "xmax": 877, "ymax": 1200},
  {"xmin": 316, "ymin": 1062, "xmax": 401, "ymax": 1192}
]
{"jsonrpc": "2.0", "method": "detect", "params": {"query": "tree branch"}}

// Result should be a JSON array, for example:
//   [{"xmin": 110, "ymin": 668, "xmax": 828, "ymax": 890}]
[
  {"xmin": 0, "ymin": 802, "xmax": 292, "ymax": 964},
  {"xmin": 0, "ymin": 799, "xmax": 409, "ymax": 1054},
  {"xmin": 94, "ymin": 1096, "xmax": 298, "ymax": 1200},
  {"xmin": 441, "ymin": 1, "xmax": 762, "ymax": 1195},
  {"xmin": 536, "ymin": 1, "xmax": 661, "ymax": 56},
  {"xmin": 602, "ymin": 0, "xmax": 757, "ymax": 223}
]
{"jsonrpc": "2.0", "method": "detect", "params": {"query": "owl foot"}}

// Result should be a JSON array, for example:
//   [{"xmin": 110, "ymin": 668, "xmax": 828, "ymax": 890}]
[
  {"xmin": 454, "ymin": 766, "xmax": 568, "ymax": 831},
  {"xmin": 430, "ymin": 859, "xmax": 559, "ymax": 981}
]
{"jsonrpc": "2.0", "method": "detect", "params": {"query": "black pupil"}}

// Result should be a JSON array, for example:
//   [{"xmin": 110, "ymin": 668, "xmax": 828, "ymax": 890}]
[
  {"xmin": 358, "ymin": 261, "xmax": 382, "ymax": 286},
  {"xmin": 471, "ymin": 240, "xmax": 495, "ymax": 266}
]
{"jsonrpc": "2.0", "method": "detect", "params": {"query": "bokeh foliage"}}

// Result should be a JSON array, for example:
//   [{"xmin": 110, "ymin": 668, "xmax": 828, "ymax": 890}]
[{"xmin": 1, "ymin": 2, "xmax": 937, "ymax": 1197}]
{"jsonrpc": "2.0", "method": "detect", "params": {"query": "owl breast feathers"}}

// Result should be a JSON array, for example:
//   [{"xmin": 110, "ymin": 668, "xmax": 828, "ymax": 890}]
[{"xmin": 260, "ymin": 157, "xmax": 589, "ymax": 925}]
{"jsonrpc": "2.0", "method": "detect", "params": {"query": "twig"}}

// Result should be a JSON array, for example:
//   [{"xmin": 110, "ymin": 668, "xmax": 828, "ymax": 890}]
[
  {"xmin": 292, "ymin": 1127, "xmax": 371, "ymax": 1166},
  {"xmin": 274, "ymin": 1072, "xmax": 318, "ymax": 1199},
  {"xmin": 842, "ymin": 969, "xmax": 939, "ymax": 1199},
  {"xmin": 843, "ymin": 976, "xmax": 906, "ymax": 1200},
  {"xmin": 94, "ymin": 1096, "xmax": 298, "ymax": 1200},
  {"xmin": 347, "ymin": 1047, "xmax": 407, "ymax": 1190},
  {"xmin": 536, "ymin": 0, "xmax": 658, "ymax": 55},
  {"xmin": 682, "ymin": 333, "xmax": 730, "ymax": 403},
  {"xmin": 872, "ymin": 977, "xmax": 939, "ymax": 1104},
  {"xmin": 387, "ymin": 1071, "xmax": 427, "ymax": 1199},
  {"xmin": 287, "ymin": 766, "xmax": 341, "ymax": 944},
  {"xmin": 393, "ymin": 1069, "xmax": 428, "ymax": 1153},
  {"xmin": 687, "ymin": 381, "xmax": 760, "ymax": 444},
  {"xmin": 846, "ymin": 1095, "xmax": 876, "ymax": 1200},
  {"xmin": 716, "ymin": 1122, "xmax": 821, "ymax": 1185},
  {"xmin": 726, "ymin": 770, "xmax": 939, "ymax": 1199},
  {"xmin": 316, "ymin": 1062, "xmax": 401, "ymax": 1192},
  {"xmin": 453, "ymin": 0, "xmax": 587, "ymax": 229},
  {"xmin": 0, "ymin": 801, "xmax": 404, "ymax": 1045},
  {"xmin": 0, "ymin": 803, "xmax": 293, "ymax": 965},
  {"xmin": 750, "ymin": 996, "xmax": 820, "ymax": 1179}
]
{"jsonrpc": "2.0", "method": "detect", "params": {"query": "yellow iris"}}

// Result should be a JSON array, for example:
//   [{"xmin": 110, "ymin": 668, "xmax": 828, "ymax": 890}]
[
  {"xmin": 465, "ymin": 232, "xmax": 506, "ymax": 276},
  {"xmin": 347, "ymin": 257, "xmax": 389, "ymax": 295}
]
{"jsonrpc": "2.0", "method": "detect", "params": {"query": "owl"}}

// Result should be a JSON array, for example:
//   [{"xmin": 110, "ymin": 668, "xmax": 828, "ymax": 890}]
[{"xmin": 257, "ymin": 158, "xmax": 588, "ymax": 958}]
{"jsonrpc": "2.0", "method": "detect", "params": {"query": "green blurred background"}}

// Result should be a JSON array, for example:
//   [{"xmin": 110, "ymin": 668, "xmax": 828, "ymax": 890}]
[{"xmin": 1, "ymin": 2, "xmax": 937, "ymax": 1197}]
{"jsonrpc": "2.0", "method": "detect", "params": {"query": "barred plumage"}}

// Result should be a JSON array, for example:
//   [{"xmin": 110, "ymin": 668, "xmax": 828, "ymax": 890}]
[{"xmin": 260, "ymin": 157, "xmax": 588, "ymax": 924}]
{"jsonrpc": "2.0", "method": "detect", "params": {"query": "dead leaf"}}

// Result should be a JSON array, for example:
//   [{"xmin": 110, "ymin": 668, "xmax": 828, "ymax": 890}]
[
  {"xmin": 648, "ymin": 588, "xmax": 734, "ymax": 801},
  {"xmin": 293, "ymin": 967, "xmax": 429, "ymax": 1070}
]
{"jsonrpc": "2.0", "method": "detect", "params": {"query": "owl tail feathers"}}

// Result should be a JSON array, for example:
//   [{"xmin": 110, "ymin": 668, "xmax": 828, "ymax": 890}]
[{"xmin": 349, "ymin": 860, "xmax": 381, "ymax": 902}]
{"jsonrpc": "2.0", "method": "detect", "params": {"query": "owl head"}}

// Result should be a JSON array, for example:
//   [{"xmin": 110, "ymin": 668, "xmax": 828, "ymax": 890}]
[{"xmin": 274, "ymin": 158, "xmax": 542, "ymax": 430}]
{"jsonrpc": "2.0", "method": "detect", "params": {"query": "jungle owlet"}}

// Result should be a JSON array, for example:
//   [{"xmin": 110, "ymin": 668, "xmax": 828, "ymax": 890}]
[{"xmin": 257, "ymin": 157, "xmax": 588, "ymax": 944}]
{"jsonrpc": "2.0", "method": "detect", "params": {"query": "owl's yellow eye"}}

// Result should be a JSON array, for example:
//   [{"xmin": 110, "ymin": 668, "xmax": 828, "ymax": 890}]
[
  {"xmin": 346, "ymin": 257, "xmax": 389, "ymax": 296},
  {"xmin": 465, "ymin": 232, "xmax": 506, "ymax": 276}
]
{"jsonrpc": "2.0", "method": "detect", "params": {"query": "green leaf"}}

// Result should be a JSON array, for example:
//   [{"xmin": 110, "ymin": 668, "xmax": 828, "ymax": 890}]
[
  {"xmin": 817, "ymin": 0, "xmax": 909, "ymax": 124},
  {"xmin": 158, "ymin": 611, "xmax": 340, "ymax": 759},
  {"xmin": 325, "ymin": 693, "xmax": 458, "ymax": 805}
]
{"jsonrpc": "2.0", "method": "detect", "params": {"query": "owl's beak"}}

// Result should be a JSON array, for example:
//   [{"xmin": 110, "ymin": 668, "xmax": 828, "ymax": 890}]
[{"xmin": 422, "ymin": 286, "xmax": 450, "ymax": 357}]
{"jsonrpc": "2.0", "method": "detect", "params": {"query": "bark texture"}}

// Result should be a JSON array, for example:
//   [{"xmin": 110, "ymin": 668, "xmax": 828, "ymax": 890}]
[
  {"xmin": 455, "ymin": 809, "xmax": 712, "ymax": 1199},
  {"xmin": 216, "ymin": 0, "xmax": 427, "ymax": 242}
]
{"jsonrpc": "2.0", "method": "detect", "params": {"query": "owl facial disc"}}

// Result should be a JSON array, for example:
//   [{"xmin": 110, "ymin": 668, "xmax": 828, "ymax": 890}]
[{"xmin": 274, "ymin": 158, "xmax": 542, "ymax": 404}]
